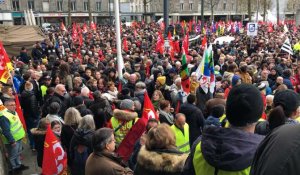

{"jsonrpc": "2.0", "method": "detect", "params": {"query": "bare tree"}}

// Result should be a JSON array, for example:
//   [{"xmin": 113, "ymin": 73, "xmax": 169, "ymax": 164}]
[
  {"xmin": 88, "ymin": 0, "xmax": 93, "ymax": 23},
  {"xmin": 68, "ymin": 0, "xmax": 71, "ymax": 25},
  {"xmin": 205, "ymin": 0, "xmax": 219, "ymax": 21},
  {"xmin": 248, "ymin": 0, "xmax": 251, "ymax": 21}
]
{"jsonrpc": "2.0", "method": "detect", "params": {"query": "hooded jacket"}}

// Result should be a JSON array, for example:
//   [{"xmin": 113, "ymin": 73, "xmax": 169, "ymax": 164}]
[
  {"xmin": 183, "ymin": 126, "xmax": 264, "ymax": 175},
  {"xmin": 69, "ymin": 128, "xmax": 94, "ymax": 175},
  {"xmin": 134, "ymin": 146, "xmax": 188, "ymax": 175},
  {"xmin": 110, "ymin": 109, "xmax": 138, "ymax": 146}
]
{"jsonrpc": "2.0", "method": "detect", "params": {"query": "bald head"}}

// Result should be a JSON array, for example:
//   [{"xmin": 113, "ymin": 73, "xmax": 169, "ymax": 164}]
[{"xmin": 55, "ymin": 84, "xmax": 66, "ymax": 96}]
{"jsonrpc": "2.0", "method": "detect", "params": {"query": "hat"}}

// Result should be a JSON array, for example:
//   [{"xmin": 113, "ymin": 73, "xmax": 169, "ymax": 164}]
[
  {"xmin": 231, "ymin": 75, "xmax": 241, "ymax": 86},
  {"xmin": 273, "ymin": 90, "xmax": 300, "ymax": 115},
  {"xmin": 156, "ymin": 76, "xmax": 166, "ymax": 85},
  {"xmin": 168, "ymin": 68, "xmax": 177, "ymax": 74},
  {"xmin": 45, "ymin": 75, "xmax": 51, "ymax": 80},
  {"xmin": 226, "ymin": 84, "xmax": 263, "ymax": 127},
  {"xmin": 120, "ymin": 99, "xmax": 134, "ymax": 110}
]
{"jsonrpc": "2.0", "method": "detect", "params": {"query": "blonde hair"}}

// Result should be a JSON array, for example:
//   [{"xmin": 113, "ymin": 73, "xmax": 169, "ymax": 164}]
[
  {"xmin": 145, "ymin": 123, "xmax": 176, "ymax": 150},
  {"xmin": 79, "ymin": 115, "xmax": 95, "ymax": 131},
  {"xmin": 64, "ymin": 107, "xmax": 82, "ymax": 126},
  {"xmin": 151, "ymin": 90, "xmax": 164, "ymax": 101}
]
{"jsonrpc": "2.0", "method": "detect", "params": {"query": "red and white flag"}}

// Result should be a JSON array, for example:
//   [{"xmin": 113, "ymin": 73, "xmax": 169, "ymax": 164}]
[
  {"xmin": 42, "ymin": 125, "xmax": 67, "ymax": 175},
  {"xmin": 60, "ymin": 22, "xmax": 66, "ymax": 31}
]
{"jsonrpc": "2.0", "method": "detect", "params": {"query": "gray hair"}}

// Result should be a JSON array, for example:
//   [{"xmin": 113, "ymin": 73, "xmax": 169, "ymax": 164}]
[
  {"xmin": 92, "ymin": 128, "xmax": 114, "ymax": 152},
  {"xmin": 78, "ymin": 115, "xmax": 95, "ymax": 130},
  {"xmin": 135, "ymin": 81, "xmax": 146, "ymax": 89},
  {"xmin": 81, "ymin": 87, "xmax": 90, "ymax": 97},
  {"xmin": 64, "ymin": 107, "xmax": 82, "ymax": 126}
]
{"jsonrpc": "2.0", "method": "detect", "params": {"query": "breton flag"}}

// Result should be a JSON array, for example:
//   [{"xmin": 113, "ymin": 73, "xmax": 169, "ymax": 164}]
[{"xmin": 281, "ymin": 38, "xmax": 294, "ymax": 55}]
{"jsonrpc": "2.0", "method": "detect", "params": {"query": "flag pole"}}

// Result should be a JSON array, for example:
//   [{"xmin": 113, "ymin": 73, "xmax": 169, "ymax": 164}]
[{"xmin": 114, "ymin": 0, "xmax": 124, "ymax": 80}]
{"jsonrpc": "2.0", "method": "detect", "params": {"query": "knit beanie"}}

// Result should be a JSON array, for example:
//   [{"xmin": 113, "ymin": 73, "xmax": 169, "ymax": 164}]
[
  {"xmin": 273, "ymin": 90, "xmax": 300, "ymax": 115},
  {"xmin": 231, "ymin": 75, "xmax": 241, "ymax": 86},
  {"xmin": 157, "ymin": 76, "xmax": 166, "ymax": 86},
  {"xmin": 226, "ymin": 84, "xmax": 263, "ymax": 127},
  {"xmin": 120, "ymin": 99, "xmax": 134, "ymax": 110}
]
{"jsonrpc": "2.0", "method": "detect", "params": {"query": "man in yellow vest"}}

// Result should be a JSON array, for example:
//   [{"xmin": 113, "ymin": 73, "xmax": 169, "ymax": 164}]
[
  {"xmin": 171, "ymin": 113, "xmax": 190, "ymax": 153},
  {"xmin": 0, "ymin": 99, "xmax": 28, "ymax": 173},
  {"xmin": 183, "ymin": 84, "xmax": 264, "ymax": 175}
]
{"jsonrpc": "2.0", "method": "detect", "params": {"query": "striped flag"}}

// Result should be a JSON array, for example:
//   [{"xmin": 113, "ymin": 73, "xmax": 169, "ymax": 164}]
[
  {"xmin": 180, "ymin": 50, "xmax": 190, "ymax": 94},
  {"xmin": 281, "ymin": 38, "xmax": 293, "ymax": 55}
]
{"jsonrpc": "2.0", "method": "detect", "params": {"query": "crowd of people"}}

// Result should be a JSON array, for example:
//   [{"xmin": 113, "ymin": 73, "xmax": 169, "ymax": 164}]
[{"xmin": 0, "ymin": 20, "xmax": 300, "ymax": 175}]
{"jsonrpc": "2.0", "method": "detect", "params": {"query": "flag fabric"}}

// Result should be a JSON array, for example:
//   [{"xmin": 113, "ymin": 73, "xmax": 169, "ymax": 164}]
[
  {"xmin": 123, "ymin": 38, "xmax": 128, "ymax": 52},
  {"xmin": 0, "ymin": 41, "xmax": 11, "ymax": 83},
  {"xmin": 14, "ymin": 95, "xmax": 27, "ymax": 131},
  {"xmin": 82, "ymin": 23, "xmax": 88, "ymax": 33},
  {"xmin": 42, "ymin": 125, "xmax": 67, "ymax": 175},
  {"xmin": 180, "ymin": 50, "xmax": 190, "ymax": 94},
  {"xmin": 60, "ymin": 22, "xmax": 66, "ymax": 31},
  {"xmin": 201, "ymin": 36, "xmax": 207, "ymax": 48},
  {"xmin": 117, "ymin": 92, "xmax": 157, "ymax": 161},
  {"xmin": 182, "ymin": 33, "xmax": 189, "ymax": 54},
  {"xmin": 281, "ymin": 38, "xmax": 294, "ymax": 55},
  {"xmin": 90, "ymin": 21, "xmax": 96, "ymax": 31},
  {"xmin": 196, "ymin": 45, "xmax": 215, "ymax": 94},
  {"xmin": 155, "ymin": 32, "xmax": 164, "ymax": 54},
  {"xmin": 72, "ymin": 24, "xmax": 78, "ymax": 42}
]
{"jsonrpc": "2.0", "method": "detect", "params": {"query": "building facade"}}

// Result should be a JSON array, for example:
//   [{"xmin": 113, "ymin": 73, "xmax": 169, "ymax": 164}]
[{"xmin": 0, "ymin": 0, "xmax": 299, "ymax": 25}]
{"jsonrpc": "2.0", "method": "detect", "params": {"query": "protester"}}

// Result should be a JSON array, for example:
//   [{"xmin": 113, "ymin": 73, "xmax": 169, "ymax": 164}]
[
  {"xmin": 170, "ymin": 113, "xmax": 190, "ymax": 153},
  {"xmin": 183, "ymin": 84, "xmax": 265, "ymax": 175},
  {"xmin": 134, "ymin": 123, "xmax": 188, "ymax": 175},
  {"xmin": 85, "ymin": 128, "xmax": 133, "ymax": 175}
]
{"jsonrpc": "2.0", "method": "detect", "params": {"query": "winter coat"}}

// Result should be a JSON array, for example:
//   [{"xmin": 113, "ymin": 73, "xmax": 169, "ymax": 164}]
[
  {"xmin": 159, "ymin": 109, "xmax": 174, "ymax": 126},
  {"xmin": 69, "ymin": 128, "xmax": 94, "ymax": 175},
  {"xmin": 20, "ymin": 90, "xmax": 38, "ymax": 119},
  {"xmin": 180, "ymin": 103, "xmax": 205, "ymax": 145},
  {"xmin": 85, "ymin": 151, "xmax": 133, "ymax": 175},
  {"xmin": 195, "ymin": 87, "xmax": 212, "ymax": 114},
  {"xmin": 31, "ymin": 128, "xmax": 46, "ymax": 167},
  {"xmin": 183, "ymin": 126, "xmax": 264, "ymax": 175},
  {"xmin": 251, "ymin": 124, "xmax": 300, "ymax": 175},
  {"xmin": 223, "ymin": 71, "xmax": 234, "ymax": 83},
  {"xmin": 61, "ymin": 124, "xmax": 78, "ymax": 166},
  {"xmin": 134, "ymin": 146, "xmax": 188, "ymax": 175},
  {"xmin": 110, "ymin": 109, "xmax": 138, "ymax": 146}
]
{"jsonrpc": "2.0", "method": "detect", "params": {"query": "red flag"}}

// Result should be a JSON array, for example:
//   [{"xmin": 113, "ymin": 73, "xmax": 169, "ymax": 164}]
[
  {"xmin": 0, "ymin": 41, "xmax": 11, "ymax": 83},
  {"xmin": 79, "ymin": 33, "xmax": 83, "ymax": 46},
  {"xmin": 201, "ymin": 36, "xmax": 207, "ymax": 48},
  {"xmin": 123, "ymin": 38, "xmax": 128, "ymax": 52},
  {"xmin": 155, "ymin": 32, "xmax": 164, "ymax": 54},
  {"xmin": 175, "ymin": 100, "xmax": 181, "ymax": 113},
  {"xmin": 82, "ymin": 23, "xmax": 88, "ymax": 33},
  {"xmin": 189, "ymin": 20, "xmax": 192, "ymax": 33},
  {"xmin": 168, "ymin": 31, "xmax": 172, "ymax": 41},
  {"xmin": 145, "ymin": 61, "xmax": 151, "ymax": 78},
  {"xmin": 268, "ymin": 23, "xmax": 273, "ymax": 33},
  {"xmin": 15, "ymin": 95, "xmax": 26, "ymax": 131},
  {"xmin": 118, "ymin": 81, "xmax": 122, "ymax": 92},
  {"xmin": 77, "ymin": 24, "xmax": 82, "ymax": 34},
  {"xmin": 90, "ymin": 21, "xmax": 96, "ymax": 31},
  {"xmin": 182, "ymin": 33, "xmax": 189, "ymax": 54},
  {"xmin": 160, "ymin": 22, "xmax": 165, "ymax": 32},
  {"xmin": 60, "ymin": 22, "xmax": 66, "ymax": 31},
  {"xmin": 98, "ymin": 49, "xmax": 104, "ymax": 61},
  {"xmin": 72, "ymin": 24, "xmax": 78, "ymax": 42},
  {"xmin": 117, "ymin": 92, "xmax": 158, "ymax": 161},
  {"xmin": 42, "ymin": 125, "xmax": 67, "ymax": 175}
]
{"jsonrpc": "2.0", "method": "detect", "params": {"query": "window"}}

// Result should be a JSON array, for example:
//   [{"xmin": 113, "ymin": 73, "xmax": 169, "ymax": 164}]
[
  {"xmin": 28, "ymin": 0, "xmax": 34, "ymax": 10},
  {"xmin": 180, "ymin": 3, "xmax": 183, "ymax": 11},
  {"xmin": 223, "ymin": 3, "xmax": 226, "ymax": 10},
  {"xmin": 109, "ymin": 3, "xmax": 114, "ymax": 11},
  {"xmin": 57, "ymin": 0, "xmax": 63, "ymax": 11},
  {"xmin": 189, "ymin": 3, "xmax": 193, "ymax": 10},
  {"xmin": 84, "ymin": 1, "xmax": 89, "ymax": 11},
  {"xmin": 12, "ymin": 0, "xmax": 20, "ymax": 11},
  {"xmin": 71, "ymin": 1, "xmax": 76, "ymax": 11},
  {"xmin": 43, "ymin": 1, "xmax": 49, "ymax": 12},
  {"xmin": 96, "ymin": 1, "xmax": 101, "ymax": 11}
]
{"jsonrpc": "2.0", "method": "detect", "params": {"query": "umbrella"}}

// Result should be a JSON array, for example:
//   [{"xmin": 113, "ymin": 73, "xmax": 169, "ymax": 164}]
[{"xmin": 214, "ymin": 36, "xmax": 235, "ymax": 45}]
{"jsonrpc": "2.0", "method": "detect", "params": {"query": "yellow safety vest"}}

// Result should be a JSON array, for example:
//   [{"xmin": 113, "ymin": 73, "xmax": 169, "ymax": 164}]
[
  {"xmin": 0, "ymin": 110, "xmax": 25, "ymax": 144},
  {"xmin": 111, "ymin": 117, "xmax": 137, "ymax": 146},
  {"xmin": 171, "ymin": 123, "xmax": 190, "ymax": 153},
  {"xmin": 41, "ymin": 85, "xmax": 48, "ymax": 98},
  {"xmin": 193, "ymin": 141, "xmax": 251, "ymax": 175}
]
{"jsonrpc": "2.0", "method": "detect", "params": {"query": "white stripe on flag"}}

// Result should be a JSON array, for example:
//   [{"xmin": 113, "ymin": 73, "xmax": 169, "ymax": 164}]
[{"xmin": 281, "ymin": 38, "xmax": 293, "ymax": 55}]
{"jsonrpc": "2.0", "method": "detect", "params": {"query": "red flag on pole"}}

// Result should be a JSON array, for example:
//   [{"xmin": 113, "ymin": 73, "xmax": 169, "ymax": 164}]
[
  {"xmin": 201, "ymin": 36, "xmax": 207, "ymax": 48},
  {"xmin": 0, "ymin": 41, "xmax": 11, "ymax": 84},
  {"xmin": 90, "ymin": 21, "xmax": 96, "ymax": 31},
  {"xmin": 42, "ymin": 125, "xmax": 67, "ymax": 175},
  {"xmin": 82, "ymin": 23, "xmax": 88, "ymax": 33},
  {"xmin": 117, "ymin": 92, "xmax": 158, "ymax": 161},
  {"xmin": 60, "ymin": 22, "xmax": 66, "ymax": 31},
  {"xmin": 14, "ymin": 95, "xmax": 26, "ymax": 131},
  {"xmin": 123, "ymin": 37, "xmax": 128, "ymax": 52}
]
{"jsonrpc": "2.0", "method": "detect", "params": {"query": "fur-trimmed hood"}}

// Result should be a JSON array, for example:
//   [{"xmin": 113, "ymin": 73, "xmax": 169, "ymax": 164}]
[
  {"xmin": 136, "ymin": 146, "xmax": 188, "ymax": 173},
  {"xmin": 113, "ymin": 109, "xmax": 138, "ymax": 121},
  {"xmin": 30, "ymin": 128, "xmax": 46, "ymax": 135}
]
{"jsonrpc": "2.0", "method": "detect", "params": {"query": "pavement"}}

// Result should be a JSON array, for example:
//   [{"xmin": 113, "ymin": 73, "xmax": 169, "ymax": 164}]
[{"xmin": 14, "ymin": 142, "xmax": 41, "ymax": 175}]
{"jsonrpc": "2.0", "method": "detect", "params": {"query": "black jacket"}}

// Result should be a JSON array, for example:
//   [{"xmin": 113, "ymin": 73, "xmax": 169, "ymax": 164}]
[
  {"xmin": 179, "ymin": 102, "xmax": 205, "ymax": 145},
  {"xmin": 20, "ymin": 90, "xmax": 38, "ymax": 119},
  {"xmin": 61, "ymin": 124, "xmax": 78, "ymax": 166},
  {"xmin": 31, "ymin": 128, "xmax": 46, "ymax": 167},
  {"xmin": 42, "ymin": 92, "xmax": 67, "ymax": 117},
  {"xmin": 19, "ymin": 52, "xmax": 30, "ymax": 64},
  {"xmin": 69, "ymin": 128, "xmax": 94, "ymax": 175},
  {"xmin": 195, "ymin": 87, "xmax": 212, "ymax": 114},
  {"xmin": 251, "ymin": 124, "xmax": 300, "ymax": 175},
  {"xmin": 31, "ymin": 47, "xmax": 43, "ymax": 61}
]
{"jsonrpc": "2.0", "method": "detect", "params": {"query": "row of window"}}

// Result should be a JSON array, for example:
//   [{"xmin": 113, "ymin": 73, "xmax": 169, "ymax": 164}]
[{"xmin": 11, "ymin": 0, "xmax": 102, "ymax": 12}]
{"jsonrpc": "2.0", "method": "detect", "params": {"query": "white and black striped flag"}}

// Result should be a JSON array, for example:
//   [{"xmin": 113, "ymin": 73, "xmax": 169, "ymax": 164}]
[{"xmin": 281, "ymin": 38, "xmax": 294, "ymax": 55}]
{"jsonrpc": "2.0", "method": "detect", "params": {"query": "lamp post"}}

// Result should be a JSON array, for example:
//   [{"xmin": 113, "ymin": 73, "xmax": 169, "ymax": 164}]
[{"xmin": 163, "ymin": 0, "xmax": 169, "ymax": 36}]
